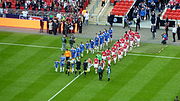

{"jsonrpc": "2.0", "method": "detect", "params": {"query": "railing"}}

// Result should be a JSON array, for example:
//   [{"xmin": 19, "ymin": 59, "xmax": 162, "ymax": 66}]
[
  {"xmin": 89, "ymin": 0, "xmax": 100, "ymax": 16},
  {"xmin": 96, "ymin": 0, "xmax": 110, "ymax": 25}
]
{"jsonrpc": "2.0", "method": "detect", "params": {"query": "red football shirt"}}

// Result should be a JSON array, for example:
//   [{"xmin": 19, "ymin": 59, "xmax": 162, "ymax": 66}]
[{"xmin": 94, "ymin": 58, "xmax": 99, "ymax": 64}]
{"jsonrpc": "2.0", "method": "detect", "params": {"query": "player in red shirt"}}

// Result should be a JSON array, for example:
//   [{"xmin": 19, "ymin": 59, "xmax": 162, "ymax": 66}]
[
  {"xmin": 129, "ymin": 31, "xmax": 135, "ymax": 38},
  {"xmin": 102, "ymin": 50, "xmax": 107, "ymax": 60},
  {"xmin": 106, "ymin": 48, "xmax": 111, "ymax": 58},
  {"xmin": 135, "ymin": 32, "xmax": 141, "ymax": 47},
  {"xmin": 119, "ymin": 38, "xmax": 125, "ymax": 47},
  {"xmin": 123, "ymin": 44, "xmax": 128, "ymax": 56},
  {"xmin": 128, "ymin": 28, "xmax": 133, "ymax": 34},
  {"xmin": 116, "ymin": 40, "xmax": 121, "ymax": 46},
  {"xmin": 117, "ymin": 49, "xmax": 123, "ymax": 61},
  {"xmin": 114, "ymin": 41, "xmax": 120, "ymax": 49},
  {"xmin": 111, "ymin": 46, "xmax": 116, "ymax": 56},
  {"xmin": 129, "ymin": 37, "xmax": 135, "ymax": 51},
  {"xmin": 107, "ymin": 55, "xmax": 111, "ymax": 65},
  {"xmin": 94, "ymin": 56, "xmax": 99, "ymax": 74},
  {"xmin": 113, "ymin": 54, "xmax": 117, "ymax": 64},
  {"xmin": 101, "ymin": 59, "xmax": 106, "ymax": 69},
  {"xmin": 87, "ymin": 58, "xmax": 93, "ymax": 72},
  {"xmin": 124, "ymin": 31, "xmax": 129, "ymax": 41}
]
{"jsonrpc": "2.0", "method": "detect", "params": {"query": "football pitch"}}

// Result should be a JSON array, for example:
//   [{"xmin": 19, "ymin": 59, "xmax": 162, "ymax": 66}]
[{"xmin": 0, "ymin": 31, "xmax": 180, "ymax": 101}]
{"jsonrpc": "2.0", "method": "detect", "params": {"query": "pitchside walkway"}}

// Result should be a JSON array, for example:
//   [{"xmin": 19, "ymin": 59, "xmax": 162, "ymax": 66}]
[{"xmin": 0, "ymin": 25, "xmax": 180, "ymax": 46}]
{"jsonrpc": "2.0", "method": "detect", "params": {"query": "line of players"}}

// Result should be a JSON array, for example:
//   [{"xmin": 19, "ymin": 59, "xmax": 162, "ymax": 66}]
[
  {"xmin": 93, "ymin": 29, "xmax": 141, "ymax": 74},
  {"xmin": 54, "ymin": 28, "xmax": 113, "ymax": 74},
  {"xmin": 54, "ymin": 28, "xmax": 140, "ymax": 77}
]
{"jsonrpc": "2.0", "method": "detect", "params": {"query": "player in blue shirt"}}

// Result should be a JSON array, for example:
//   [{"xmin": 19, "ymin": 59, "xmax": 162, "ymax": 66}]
[
  {"xmin": 70, "ymin": 58, "xmax": 76, "ymax": 73},
  {"xmin": 70, "ymin": 47, "xmax": 76, "ymax": 59},
  {"xmin": 60, "ymin": 54, "xmax": 66, "ymax": 72},
  {"xmin": 80, "ymin": 42, "xmax": 85, "ymax": 57},
  {"xmin": 94, "ymin": 36, "xmax": 99, "ymax": 51},
  {"xmin": 104, "ymin": 30, "xmax": 110, "ymax": 46},
  {"xmin": 54, "ymin": 60, "xmax": 59, "ymax": 72},
  {"xmin": 99, "ymin": 33, "xmax": 104, "ymax": 50},
  {"xmin": 90, "ymin": 39, "xmax": 95, "ymax": 54},
  {"xmin": 108, "ymin": 27, "xmax": 113, "ymax": 42},
  {"xmin": 85, "ymin": 41, "xmax": 90, "ymax": 54},
  {"xmin": 76, "ymin": 45, "xmax": 81, "ymax": 59}
]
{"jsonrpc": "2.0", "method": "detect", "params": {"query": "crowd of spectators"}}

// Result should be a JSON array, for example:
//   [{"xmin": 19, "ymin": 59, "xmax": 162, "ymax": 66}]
[
  {"xmin": 1, "ymin": 0, "xmax": 88, "ymax": 13},
  {"xmin": 45, "ymin": 10, "xmax": 89, "ymax": 35},
  {"xmin": 131, "ymin": 0, "xmax": 165, "ymax": 21}
]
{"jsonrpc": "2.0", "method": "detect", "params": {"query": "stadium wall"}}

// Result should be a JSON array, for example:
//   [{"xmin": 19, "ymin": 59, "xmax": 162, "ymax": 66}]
[{"xmin": 0, "ymin": 18, "xmax": 47, "ymax": 29}]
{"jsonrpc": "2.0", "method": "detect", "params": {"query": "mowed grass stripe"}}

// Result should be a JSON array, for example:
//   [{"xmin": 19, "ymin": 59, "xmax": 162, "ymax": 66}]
[
  {"xmin": 0, "ymin": 41, "xmax": 60, "ymax": 101},
  {"xmin": 0, "ymin": 34, "xmax": 43, "ymax": 77},
  {"xmin": 150, "ymin": 69, "xmax": 180, "ymax": 101},
  {"xmin": 0, "ymin": 36, "xmax": 58, "ymax": 100},
  {"xmin": 0, "ymin": 35, "xmax": 42, "ymax": 64},
  {"xmin": 0, "ymin": 32, "xmax": 30, "ymax": 43},
  {"xmin": 30, "ymin": 73, "xmax": 76, "ymax": 101},
  {"xmin": 159, "ymin": 45, "xmax": 180, "ymax": 57},
  {"xmin": 0, "ymin": 48, "xmax": 56, "ymax": 101},
  {"xmin": 65, "ymin": 56, "xmax": 140, "ymax": 101},
  {"xmin": 10, "ymin": 49, "xmax": 62, "ymax": 101},
  {"xmin": 128, "ymin": 53, "xmax": 180, "ymax": 101},
  {"xmin": 0, "ymin": 32, "xmax": 14, "ymax": 40},
  {"xmin": 109, "ymin": 57, "xmax": 175, "ymax": 101},
  {"xmin": 0, "ymin": 33, "xmax": 30, "ymax": 52}
]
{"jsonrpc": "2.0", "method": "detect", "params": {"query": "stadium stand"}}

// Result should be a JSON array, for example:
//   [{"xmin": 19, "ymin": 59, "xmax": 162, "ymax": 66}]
[
  {"xmin": 162, "ymin": 0, "xmax": 180, "ymax": 20},
  {"xmin": 110, "ymin": 0, "xmax": 134, "ymax": 16}
]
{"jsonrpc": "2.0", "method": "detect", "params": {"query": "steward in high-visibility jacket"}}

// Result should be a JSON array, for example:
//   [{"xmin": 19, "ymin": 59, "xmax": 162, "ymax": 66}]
[{"xmin": 64, "ymin": 49, "xmax": 71, "ymax": 60}]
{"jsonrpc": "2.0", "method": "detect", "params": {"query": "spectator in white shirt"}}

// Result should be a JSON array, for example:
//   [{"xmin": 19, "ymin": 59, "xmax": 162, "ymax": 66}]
[
  {"xmin": 22, "ymin": 10, "xmax": 28, "ymax": 19},
  {"xmin": 56, "ymin": 13, "xmax": 62, "ymax": 20},
  {"xmin": 172, "ymin": 25, "xmax": 177, "ymax": 42},
  {"xmin": 84, "ymin": 11, "xmax": 89, "ymax": 25}
]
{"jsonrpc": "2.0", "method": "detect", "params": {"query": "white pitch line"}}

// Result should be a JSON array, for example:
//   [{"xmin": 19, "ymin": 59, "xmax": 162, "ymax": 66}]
[
  {"xmin": 0, "ymin": 42, "xmax": 60, "ymax": 49},
  {"xmin": 129, "ymin": 53, "xmax": 180, "ymax": 60},
  {"xmin": 48, "ymin": 72, "xmax": 84, "ymax": 101},
  {"xmin": 158, "ymin": 45, "xmax": 168, "ymax": 53}
]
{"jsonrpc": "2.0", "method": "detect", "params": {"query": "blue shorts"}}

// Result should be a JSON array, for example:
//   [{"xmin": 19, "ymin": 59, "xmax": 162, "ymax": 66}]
[
  {"xmin": 91, "ymin": 45, "xmax": 94, "ymax": 49},
  {"xmin": 72, "ymin": 54, "xmax": 76, "ymax": 58},
  {"xmin": 76, "ymin": 53, "xmax": 80, "ymax": 57},
  {"xmin": 60, "ymin": 62, "xmax": 65, "ymax": 66},
  {"xmin": 95, "ymin": 43, "xmax": 98, "ymax": 46}
]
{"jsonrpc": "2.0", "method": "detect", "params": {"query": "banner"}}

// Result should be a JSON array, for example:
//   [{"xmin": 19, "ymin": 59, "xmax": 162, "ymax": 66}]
[{"xmin": 0, "ymin": 18, "xmax": 47, "ymax": 29}]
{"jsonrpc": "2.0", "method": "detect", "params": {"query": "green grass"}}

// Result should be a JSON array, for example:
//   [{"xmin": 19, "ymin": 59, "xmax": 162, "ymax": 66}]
[{"xmin": 0, "ymin": 31, "xmax": 180, "ymax": 101}]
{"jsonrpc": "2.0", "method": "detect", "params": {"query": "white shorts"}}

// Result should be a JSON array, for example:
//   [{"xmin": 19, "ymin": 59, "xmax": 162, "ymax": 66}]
[
  {"xmin": 121, "ymin": 43, "xmax": 125, "ymax": 47},
  {"xmin": 130, "ymin": 41, "xmax": 133, "ymax": 47},
  {"xmin": 118, "ymin": 55, "xmax": 123, "ymax": 59},
  {"xmin": 121, "ymin": 52, "xmax": 123, "ymax": 55},
  {"xmin": 94, "ymin": 64, "xmax": 98, "ymax": 68},
  {"xmin": 112, "ymin": 52, "xmax": 115, "ymax": 56},
  {"xmin": 113, "ymin": 57, "xmax": 117, "ymax": 61},
  {"xmin": 137, "ymin": 39, "xmax": 140, "ymax": 43},
  {"xmin": 108, "ymin": 60, "xmax": 111, "ymax": 65},
  {"xmin": 102, "ymin": 56, "xmax": 106, "ymax": 60},
  {"xmin": 124, "ymin": 49, "xmax": 127, "ymax": 52}
]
